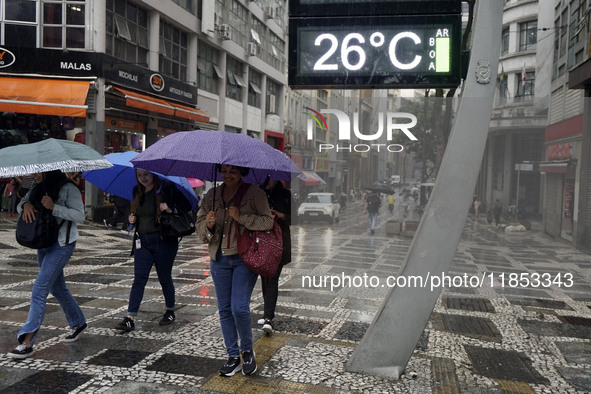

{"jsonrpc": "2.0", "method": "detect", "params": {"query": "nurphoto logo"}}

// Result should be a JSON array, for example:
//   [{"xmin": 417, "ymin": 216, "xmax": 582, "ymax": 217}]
[{"xmin": 304, "ymin": 107, "xmax": 419, "ymax": 152}]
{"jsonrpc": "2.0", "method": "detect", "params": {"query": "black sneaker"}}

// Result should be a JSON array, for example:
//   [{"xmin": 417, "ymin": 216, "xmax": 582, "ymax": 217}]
[
  {"xmin": 64, "ymin": 323, "xmax": 87, "ymax": 342},
  {"xmin": 116, "ymin": 317, "xmax": 135, "ymax": 331},
  {"xmin": 7, "ymin": 344, "xmax": 33, "ymax": 359},
  {"xmin": 159, "ymin": 310, "xmax": 175, "ymax": 325},
  {"xmin": 262, "ymin": 318, "xmax": 273, "ymax": 334},
  {"xmin": 242, "ymin": 350, "xmax": 257, "ymax": 376},
  {"xmin": 219, "ymin": 356, "xmax": 241, "ymax": 377}
]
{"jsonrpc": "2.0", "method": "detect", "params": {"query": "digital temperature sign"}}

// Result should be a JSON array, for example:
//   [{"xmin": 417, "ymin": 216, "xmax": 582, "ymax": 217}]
[{"xmin": 288, "ymin": 15, "xmax": 461, "ymax": 89}]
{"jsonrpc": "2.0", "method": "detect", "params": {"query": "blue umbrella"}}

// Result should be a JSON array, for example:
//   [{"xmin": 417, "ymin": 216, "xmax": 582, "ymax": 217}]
[{"xmin": 83, "ymin": 151, "xmax": 199, "ymax": 209}]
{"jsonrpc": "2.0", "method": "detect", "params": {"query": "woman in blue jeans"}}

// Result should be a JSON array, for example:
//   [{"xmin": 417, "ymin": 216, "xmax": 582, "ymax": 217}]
[
  {"xmin": 116, "ymin": 169, "xmax": 191, "ymax": 332},
  {"xmin": 196, "ymin": 165, "xmax": 273, "ymax": 377},
  {"xmin": 7, "ymin": 170, "xmax": 87, "ymax": 359}
]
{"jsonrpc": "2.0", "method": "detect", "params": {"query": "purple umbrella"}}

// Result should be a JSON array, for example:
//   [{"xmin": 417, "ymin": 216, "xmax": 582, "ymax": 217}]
[{"xmin": 130, "ymin": 130, "xmax": 301, "ymax": 183}]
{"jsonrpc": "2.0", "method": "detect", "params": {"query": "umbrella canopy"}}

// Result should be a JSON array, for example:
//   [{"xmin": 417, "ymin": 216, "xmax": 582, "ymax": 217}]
[
  {"xmin": 299, "ymin": 170, "xmax": 326, "ymax": 186},
  {"xmin": 130, "ymin": 130, "xmax": 301, "ymax": 183},
  {"xmin": 0, "ymin": 138, "xmax": 112, "ymax": 177},
  {"xmin": 82, "ymin": 151, "xmax": 199, "ymax": 209},
  {"xmin": 364, "ymin": 182, "xmax": 395, "ymax": 195},
  {"xmin": 187, "ymin": 178, "xmax": 204, "ymax": 188}
]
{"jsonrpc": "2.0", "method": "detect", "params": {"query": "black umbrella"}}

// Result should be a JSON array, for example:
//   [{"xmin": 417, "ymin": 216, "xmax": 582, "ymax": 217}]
[{"xmin": 364, "ymin": 182, "xmax": 395, "ymax": 195}]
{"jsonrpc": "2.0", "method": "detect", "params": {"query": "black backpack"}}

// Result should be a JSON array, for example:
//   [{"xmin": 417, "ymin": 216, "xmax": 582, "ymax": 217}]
[
  {"xmin": 367, "ymin": 194, "xmax": 381, "ymax": 212},
  {"xmin": 16, "ymin": 208, "xmax": 70, "ymax": 249}
]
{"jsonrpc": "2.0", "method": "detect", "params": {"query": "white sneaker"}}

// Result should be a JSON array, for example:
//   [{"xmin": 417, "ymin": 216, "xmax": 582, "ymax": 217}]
[{"xmin": 257, "ymin": 318, "xmax": 265, "ymax": 325}]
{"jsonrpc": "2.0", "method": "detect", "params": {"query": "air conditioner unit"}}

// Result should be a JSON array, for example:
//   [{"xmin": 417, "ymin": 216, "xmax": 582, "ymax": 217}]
[
  {"xmin": 219, "ymin": 24, "xmax": 231, "ymax": 40},
  {"xmin": 265, "ymin": 6, "xmax": 274, "ymax": 19},
  {"xmin": 247, "ymin": 42, "xmax": 257, "ymax": 56}
]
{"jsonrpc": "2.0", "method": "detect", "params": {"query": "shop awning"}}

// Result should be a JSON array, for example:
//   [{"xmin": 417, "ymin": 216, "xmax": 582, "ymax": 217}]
[
  {"xmin": 112, "ymin": 87, "xmax": 175, "ymax": 116},
  {"xmin": 539, "ymin": 160, "xmax": 572, "ymax": 174},
  {"xmin": 0, "ymin": 77, "xmax": 90, "ymax": 117},
  {"xmin": 299, "ymin": 170, "xmax": 327, "ymax": 186},
  {"xmin": 112, "ymin": 86, "xmax": 209, "ymax": 122},
  {"xmin": 173, "ymin": 102, "xmax": 209, "ymax": 122}
]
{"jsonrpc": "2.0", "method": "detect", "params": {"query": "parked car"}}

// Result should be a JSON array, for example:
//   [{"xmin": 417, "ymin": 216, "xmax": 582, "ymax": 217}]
[{"xmin": 297, "ymin": 192, "xmax": 340, "ymax": 224}]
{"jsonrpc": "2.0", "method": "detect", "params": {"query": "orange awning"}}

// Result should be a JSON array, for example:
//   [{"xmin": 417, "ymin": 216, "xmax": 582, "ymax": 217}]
[
  {"xmin": 112, "ymin": 86, "xmax": 209, "ymax": 122},
  {"xmin": 0, "ymin": 77, "xmax": 90, "ymax": 117},
  {"xmin": 173, "ymin": 102, "xmax": 210, "ymax": 122},
  {"xmin": 113, "ymin": 87, "xmax": 175, "ymax": 116}
]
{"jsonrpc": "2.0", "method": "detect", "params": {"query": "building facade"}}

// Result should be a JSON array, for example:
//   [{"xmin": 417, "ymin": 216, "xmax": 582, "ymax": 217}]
[{"xmin": 0, "ymin": 0, "xmax": 288, "ymax": 215}]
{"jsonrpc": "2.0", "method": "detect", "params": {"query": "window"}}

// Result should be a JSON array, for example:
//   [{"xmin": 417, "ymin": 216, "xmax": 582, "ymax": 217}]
[
  {"xmin": 42, "ymin": 1, "xmax": 86, "ymax": 49},
  {"xmin": 498, "ymin": 72, "xmax": 508, "ymax": 104},
  {"xmin": 267, "ymin": 31, "xmax": 285, "ymax": 71},
  {"xmin": 501, "ymin": 28, "xmax": 509, "ymax": 55},
  {"xmin": 519, "ymin": 21, "xmax": 537, "ymax": 51},
  {"xmin": 159, "ymin": 20, "xmax": 188, "ymax": 82},
  {"xmin": 172, "ymin": 0, "xmax": 196, "ymax": 15},
  {"xmin": 198, "ymin": 41, "xmax": 220, "ymax": 94},
  {"xmin": 516, "ymin": 71, "xmax": 535, "ymax": 101},
  {"xmin": 226, "ymin": 56, "xmax": 244, "ymax": 101},
  {"xmin": 106, "ymin": 0, "xmax": 149, "ymax": 66},
  {"xmin": 1, "ymin": 0, "xmax": 37, "ymax": 46},
  {"xmin": 248, "ymin": 69, "xmax": 262, "ymax": 107},
  {"xmin": 250, "ymin": 14, "xmax": 264, "ymax": 45},
  {"xmin": 228, "ymin": 0, "xmax": 247, "ymax": 47},
  {"xmin": 266, "ymin": 79, "xmax": 279, "ymax": 114}
]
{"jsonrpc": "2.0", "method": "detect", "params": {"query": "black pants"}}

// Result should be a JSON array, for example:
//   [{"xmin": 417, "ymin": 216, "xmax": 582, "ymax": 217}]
[
  {"xmin": 261, "ymin": 263, "xmax": 284, "ymax": 321},
  {"xmin": 105, "ymin": 204, "xmax": 129, "ymax": 229}
]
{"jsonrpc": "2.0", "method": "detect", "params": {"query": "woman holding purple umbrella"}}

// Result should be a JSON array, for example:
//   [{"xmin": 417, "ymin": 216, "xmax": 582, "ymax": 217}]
[{"xmin": 196, "ymin": 164, "xmax": 273, "ymax": 377}]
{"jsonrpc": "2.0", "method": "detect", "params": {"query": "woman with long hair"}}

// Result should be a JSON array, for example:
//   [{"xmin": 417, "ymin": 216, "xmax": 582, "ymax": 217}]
[
  {"xmin": 7, "ymin": 170, "xmax": 86, "ymax": 359},
  {"xmin": 116, "ymin": 169, "xmax": 192, "ymax": 331},
  {"xmin": 196, "ymin": 164, "xmax": 273, "ymax": 377}
]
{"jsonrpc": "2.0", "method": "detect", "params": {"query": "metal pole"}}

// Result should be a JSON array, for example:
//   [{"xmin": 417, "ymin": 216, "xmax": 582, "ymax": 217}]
[{"xmin": 346, "ymin": 0, "xmax": 504, "ymax": 379}]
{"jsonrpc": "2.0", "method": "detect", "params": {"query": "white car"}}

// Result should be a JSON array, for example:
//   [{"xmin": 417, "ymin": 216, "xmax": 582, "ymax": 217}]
[{"xmin": 298, "ymin": 192, "xmax": 340, "ymax": 224}]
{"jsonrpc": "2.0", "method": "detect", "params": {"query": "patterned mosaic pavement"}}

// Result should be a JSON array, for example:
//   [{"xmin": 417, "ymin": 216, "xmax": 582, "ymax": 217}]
[{"xmin": 0, "ymin": 198, "xmax": 590, "ymax": 393}]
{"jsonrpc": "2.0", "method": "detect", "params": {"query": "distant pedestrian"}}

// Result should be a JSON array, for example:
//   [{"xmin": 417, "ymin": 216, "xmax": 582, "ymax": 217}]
[
  {"xmin": 364, "ymin": 191, "xmax": 381, "ymax": 235},
  {"xmin": 258, "ymin": 180, "xmax": 293, "ymax": 335},
  {"xmin": 3, "ymin": 177, "xmax": 18, "ymax": 217},
  {"xmin": 473, "ymin": 198, "xmax": 481, "ymax": 218},
  {"xmin": 104, "ymin": 195, "xmax": 131, "ymax": 231},
  {"xmin": 493, "ymin": 199, "xmax": 503, "ymax": 226},
  {"xmin": 7, "ymin": 171, "xmax": 87, "ymax": 359}
]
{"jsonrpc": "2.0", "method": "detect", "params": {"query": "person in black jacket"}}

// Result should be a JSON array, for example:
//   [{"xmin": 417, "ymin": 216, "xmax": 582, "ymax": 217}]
[
  {"xmin": 258, "ymin": 180, "xmax": 293, "ymax": 334},
  {"xmin": 116, "ymin": 169, "xmax": 192, "ymax": 332}
]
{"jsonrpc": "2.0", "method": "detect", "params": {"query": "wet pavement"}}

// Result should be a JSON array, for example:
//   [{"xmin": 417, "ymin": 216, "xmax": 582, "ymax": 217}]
[{"xmin": 0, "ymin": 196, "xmax": 590, "ymax": 393}]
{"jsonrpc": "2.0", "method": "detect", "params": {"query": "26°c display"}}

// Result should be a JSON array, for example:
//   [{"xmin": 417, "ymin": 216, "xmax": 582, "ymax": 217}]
[{"xmin": 288, "ymin": 15, "xmax": 461, "ymax": 89}]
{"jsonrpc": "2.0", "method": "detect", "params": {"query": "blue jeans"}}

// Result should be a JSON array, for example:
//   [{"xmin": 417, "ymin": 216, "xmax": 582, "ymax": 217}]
[
  {"xmin": 369, "ymin": 211, "xmax": 378, "ymax": 230},
  {"xmin": 18, "ymin": 241, "xmax": 85, "ymax": 346},
  {"xmin": 128, "ymin": 232, "xmax": 178, "ymax": 315},
  {"xmin": 210, "ymin": 251, "xmax": 258, "ymax": 357}
]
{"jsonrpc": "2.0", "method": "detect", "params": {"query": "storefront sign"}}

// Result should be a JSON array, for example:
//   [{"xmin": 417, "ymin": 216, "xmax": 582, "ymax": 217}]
[
  {"xmin": 547, "ymin": 142, "xmax": 572, "ymax": 160},
  {"xmin": 0, "ymin": 46, "xmax": 197, "ymax": 106},
  {"xmin": 0, "ymin": 47, "xmax": 16, "ymax": 68}
]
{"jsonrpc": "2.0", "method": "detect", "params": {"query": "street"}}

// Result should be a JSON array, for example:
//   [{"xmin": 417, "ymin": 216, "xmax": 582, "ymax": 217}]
[{"xmin": 0, "ymin": 196, "xmax": 590, "ymax": 393}]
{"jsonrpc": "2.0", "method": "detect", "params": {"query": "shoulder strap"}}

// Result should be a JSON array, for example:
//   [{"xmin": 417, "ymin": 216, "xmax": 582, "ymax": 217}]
[{"xmin": 233, "ymin": 183, "xmax": 251, "ymax": 207}]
